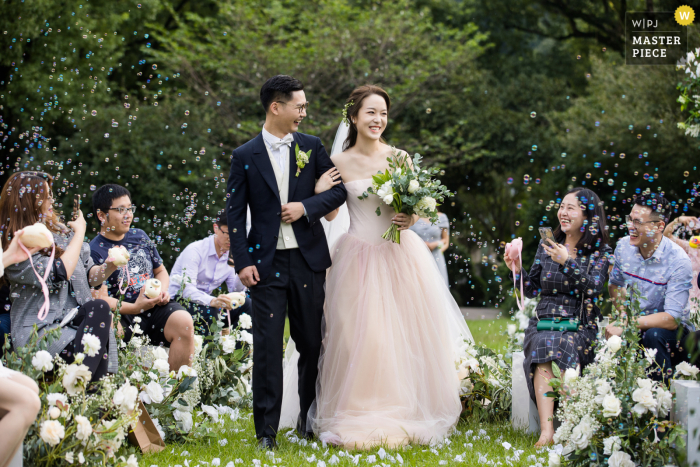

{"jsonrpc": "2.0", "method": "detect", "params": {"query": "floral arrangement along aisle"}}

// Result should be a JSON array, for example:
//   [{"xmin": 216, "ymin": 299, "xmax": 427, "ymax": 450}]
[{"xmin": 546, "ymin": 292, "xmax": 689, "ymax": 467}]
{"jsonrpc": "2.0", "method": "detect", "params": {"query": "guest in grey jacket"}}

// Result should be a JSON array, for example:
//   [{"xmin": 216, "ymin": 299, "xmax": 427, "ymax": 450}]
[{"xmin": 1, "ymin": 172, "xmax": 120, "ymax": 382}]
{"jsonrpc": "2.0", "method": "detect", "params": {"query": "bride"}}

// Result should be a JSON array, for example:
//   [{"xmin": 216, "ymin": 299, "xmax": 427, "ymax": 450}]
[{"xmin": 281, "ymin": 85, "xmax": 473, "ymax": 449}]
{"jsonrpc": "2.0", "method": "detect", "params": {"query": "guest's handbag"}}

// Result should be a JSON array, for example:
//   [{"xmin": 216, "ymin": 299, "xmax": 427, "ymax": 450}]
[
  {"xmin": 127, "ymin": 401, "xmax": 165, "ymax": 453},
  {"xmin": 536, "ymin": 254, "xmax": 593, "ymax": 333}
]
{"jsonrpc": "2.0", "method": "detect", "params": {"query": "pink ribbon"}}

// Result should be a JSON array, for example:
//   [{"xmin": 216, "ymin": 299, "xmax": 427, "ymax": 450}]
[
  {"xmin": 117, "ymin": 265, "xmax": 130, "ymax": 295},
  {"xmin": 18, "ymin": 235, "xmax": 55, "ymax": 321},
  {"xmin": 505, "ymin": 238, "xmax": 524, "ymax": 312}
]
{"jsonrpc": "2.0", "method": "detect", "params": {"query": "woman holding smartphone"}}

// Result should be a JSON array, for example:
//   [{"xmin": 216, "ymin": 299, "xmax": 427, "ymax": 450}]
[
  {"xmin": 1, "ymin": 172, "xmax": 119, "ymax": 383},
  {"xmin": 503, "ymin": 187, "xmax": 612, "ymax": 447}
]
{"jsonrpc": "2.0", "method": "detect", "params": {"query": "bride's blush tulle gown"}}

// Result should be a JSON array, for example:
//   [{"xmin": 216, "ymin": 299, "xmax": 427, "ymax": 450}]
[{"xmin": 305, "ymin": 179, "xmax": 474, "ymax": 449}]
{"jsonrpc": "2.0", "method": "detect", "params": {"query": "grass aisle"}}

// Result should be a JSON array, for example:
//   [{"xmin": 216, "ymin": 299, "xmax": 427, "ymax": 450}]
[{"xmin": 142, "ymin": 317, "xmax": 543, "ymax": 467}]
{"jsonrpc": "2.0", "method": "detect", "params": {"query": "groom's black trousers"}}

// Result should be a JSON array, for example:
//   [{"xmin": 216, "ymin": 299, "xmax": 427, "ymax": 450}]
[{"xmin": 248, "ymin": 248, "xmax": 325, "ymax": 439}]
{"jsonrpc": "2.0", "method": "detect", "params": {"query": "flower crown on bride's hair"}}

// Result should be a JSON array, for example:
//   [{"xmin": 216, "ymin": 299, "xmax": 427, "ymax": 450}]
[{"xmin": 341, "ymin": 101, "xmax": 354, "ymax": 125}]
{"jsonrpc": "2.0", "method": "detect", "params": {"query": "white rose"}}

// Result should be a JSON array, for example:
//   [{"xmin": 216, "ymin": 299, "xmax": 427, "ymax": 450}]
[
  {"xmin": 81, "ymin": 333, "xmax": 101, "ymax": 357},
  {"xmin": 548, "ymin": 451, "xmax": 561, "ymax": 467},
  {"xmin": 140, "ymin": 381, "xmax": 164, "ymax": 404},
  {"xmin": 126, "ymin": 454, "xmax": 138, "ymax": 467},
  {"xmin": 376, "ymin": 182, "xmax": 394, "ymax": 206},
  {"xmin": 152, "ymin": 358, "xmax": 170, "ymax": 377},
  {"xmin": 201, "ymin": 404, "xmax": 219, "ymax": 422},
  {"xmin": 656, "ymin": 387, "xmax": 673, "ymax": 417},
  {"xmin": 608, "ymin": 451, "xmax": 635, "ymax": 467},
  {"xmin": 152, "ymin": 347, "xmax": 169, "ymax": 361},
  {"xmin": 239, "ymin": 330, "xmax": 253, "ymax": 346},
  {"xmin": 602, "ymin": 393, "xmax": 622, "ymax": 418},
  {"xmin": 74, "ymin": 415, "xmax": 93, "ymax": 441},
  {"xmin": 194, "ymin": 335, "xmax": 203, "ymax": 355},
  {"xmin": 173, "ymin": 409, "xmax": 193, "ymax": 433},
  {"xmin": 177, "ymin": 365, "xmax": 197, "ymax": 379},
  {"xmin": 607, "ymin": 335, "xmax": 622, "ymax": 353},
  {"xmin": 221, "ymin": 335, "xmax": 237, "ymax": 354},
  {"xmin": 414, "ymin": 196, "xmax": 437, "ymax": 216},
  {"xmin": 675, "ymin": 361, "xmax": 700, "ymax": 378},
  {"xmin": 632, "ymin": 387, "xmax": 656, "ymax": 415},
  {"xmin": 637, "ymin": 377, "xmax": 654, "ymax": 390},
  {"xmin": 603, "ymin": 435, "xmax": 621, "ymax": 455},
  {"xmin": 49, "ymin": 406, "xmax": 61, "ymax": 419},
  {"xmin": 47, "ymin": 393, "xmax": 68, "ymax": 407},
  {"xmin": 32, "ymin": 350, "xmax": 54, "ymax": 372},
  {"xmin": 63, "ymin": 364, "xmax": 92, "ymax": 396},
  {"xmin": 507, "ymin": 324, "xmax": 517, "ymax": 336},
  {"xmin": 596, "ymin": 380, "xmax": 611, "ymax": 396},
  {"xmin": 238, "ymin": 313, "xmax": 253, "ymax": 330},
  {"xmin": 563, "ymin": 367, "xmax": 579, "ymax": 384},
  {"xmin": 113, "ymin": 381, "xmax": 139, "ymax": 414},
  {"xmin": 131, "ymin": 371, "xmax": 143, "ymax": 383},
  {"xmin": 74, "ymin": 352, "xmax": 85, "ymax": 364},
  {"xmin": 40, "ymin": 420, "xmax": 65, "ymax": 446},
  {"xmin": 408, "ymin": 180, "xmax": 420, "ymax": 194},
  {"xmin": 570, "ymin": 415, "xmax": 594, "ymax": 450}
]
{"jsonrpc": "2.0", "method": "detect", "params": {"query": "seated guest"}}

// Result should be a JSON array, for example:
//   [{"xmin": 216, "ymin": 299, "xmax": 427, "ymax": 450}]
[
  {"xmin": 663, "ymin": 215, "xmax": 700, "ymax": 312},
  {"xmin": 1, "ymin": 172, "xmax": 118, "ymax": 382},
  {"xmin": 606, "ymin": 193, "xmax": 694, "ymax": 381},
  {"xmin": 89, "ymin": 184, "xmax": 194, "ymax": 371},
  {"xmin": 0, "ymin": 232, "xmax": 42, "ymax": 467},
  {"xmin": 169, "ymin": 214, "xmax": 251, "ymax": 335},
  {"xmin": 504, "ymin": 186, "xmax": 612, "ymax": 447}
]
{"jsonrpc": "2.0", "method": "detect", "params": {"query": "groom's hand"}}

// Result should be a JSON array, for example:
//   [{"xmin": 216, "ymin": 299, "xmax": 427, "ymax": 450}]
[
  {"xmin": 281, "ymin": 202, "xmax": 305, "ymax": 223},
  {"xmin": 239, "ymin": 265, "xmax": 260, "ymax": 287}
]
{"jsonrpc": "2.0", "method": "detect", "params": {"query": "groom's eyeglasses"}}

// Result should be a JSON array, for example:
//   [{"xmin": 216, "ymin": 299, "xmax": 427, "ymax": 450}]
[{"xmin": 274, "ymin": 101, "xmax": 309, "ymax": 115}]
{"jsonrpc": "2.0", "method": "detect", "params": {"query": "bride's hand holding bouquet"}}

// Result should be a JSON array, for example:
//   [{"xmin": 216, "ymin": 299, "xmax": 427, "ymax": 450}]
[{"xmin": 358, "ymin": 150, "xmax": 453, "ymax": 243}]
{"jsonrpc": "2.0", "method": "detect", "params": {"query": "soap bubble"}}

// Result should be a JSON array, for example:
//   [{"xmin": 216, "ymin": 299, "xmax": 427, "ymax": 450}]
[
  {"xmin": 523, "ymin": 175, "xmax": 530, "ymax": 185},
  {"xmin": 104, "ymin": 133, "xmax": 109, "ymax": 138},
  {"xmin": 595, "ymin": 121, "xmax": 600, "ymax": 127},
  {"xmin": 530, "ymin": 112, "xmax": 536, "ymax": 118},
  {"xmin": 506, "ymin": 178, "xmax": 513, "ymax": 185},
  {"xmin": 184, "ymin": 110, "xmax": 190, "ymax": 116},
  {"xmin": 684, "ymin": 171, "xmax": 690, "ymax": 177},
  {"xmin": 152, "ymin": 64, "xmax": 157, "ymax": 70},
  {"xmin": 531, "ymin": 145, "xmax": 538, "ymax": 151},
  {"xmin": 620, "ymin": 153, "xmax": 626, "ymax": 159},
  {"xmin": 607, "ymin": 179, "xmax": 614, "ymax": 186},
  {"xmin": 91, "ymin": 110, "xmax": 97, "ymax": 116},
  {"xmin": 426, "ymin": 108, "xmax": 431, "ymax": 114},
  {"xmin": 90, "ymin": 185, "xmax": 96, "ymax": 191},
  {"xmin": 561, "ymin": 153, "xmax": 566, "ymax": 158}
]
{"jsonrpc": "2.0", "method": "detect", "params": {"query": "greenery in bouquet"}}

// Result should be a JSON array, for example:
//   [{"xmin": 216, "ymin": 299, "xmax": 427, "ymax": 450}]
[
  {"xmin": 357, "ymin": 150, "xmax": 453, "ymax": 243},
  {"xmin": 3, "ymin": 327, "xmax": 141, "ymax": 466},
  {"xmin": 455, "ymin": 339, "xmax": 512, "ymax": 423},
  {"xmin": 545, "ymin": 292, "xmax": 685, "ymax": 467}
]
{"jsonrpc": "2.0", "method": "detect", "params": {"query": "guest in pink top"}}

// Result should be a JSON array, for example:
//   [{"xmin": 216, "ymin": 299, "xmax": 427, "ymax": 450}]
[{"xmin": 664, "ymin": 215, "xmax": 700, "ymax": 314}]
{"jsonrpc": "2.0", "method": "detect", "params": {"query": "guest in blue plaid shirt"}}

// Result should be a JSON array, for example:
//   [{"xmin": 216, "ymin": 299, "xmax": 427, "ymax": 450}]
[
  {"xmin": 505, "ymin": 186, "xmax": 612, "ymax": 448},
  {"xmin": 606, "ymin": 192, "xmax": 693, "ymax": 382}
]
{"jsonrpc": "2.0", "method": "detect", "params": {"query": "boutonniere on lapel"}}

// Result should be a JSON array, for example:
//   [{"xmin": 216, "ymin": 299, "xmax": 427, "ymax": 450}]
[{"xmin": 294, "ymin": 145, "xmax": 311, "ymax": 177}]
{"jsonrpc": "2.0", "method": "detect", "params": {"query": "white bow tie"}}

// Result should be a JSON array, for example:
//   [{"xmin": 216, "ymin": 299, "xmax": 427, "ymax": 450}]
[{"xmin": 269, "ymin": 134, "xmax": 294, "ymax": 151}]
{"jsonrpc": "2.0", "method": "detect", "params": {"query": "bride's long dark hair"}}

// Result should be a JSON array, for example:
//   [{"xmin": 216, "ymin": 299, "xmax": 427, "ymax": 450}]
[{"xmin": 343, "ymin": 85, "xmax": 391, "ymax": 151}]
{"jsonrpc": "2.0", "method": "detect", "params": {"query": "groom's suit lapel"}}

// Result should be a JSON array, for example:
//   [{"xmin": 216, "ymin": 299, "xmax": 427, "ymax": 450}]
[
  {"xmin": 288, "ymin": 133, "xmax": 302, "ymax": 200},
  {"xmin": 251, "ymin": 133, "xmax": 281, "ymax": 203}
]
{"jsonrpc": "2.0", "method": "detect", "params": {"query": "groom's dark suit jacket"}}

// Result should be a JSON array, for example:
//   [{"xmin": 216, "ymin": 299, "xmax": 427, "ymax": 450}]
[{"xmin": 226, "ymin": 131, "xmax": 347, "ymax": 282}]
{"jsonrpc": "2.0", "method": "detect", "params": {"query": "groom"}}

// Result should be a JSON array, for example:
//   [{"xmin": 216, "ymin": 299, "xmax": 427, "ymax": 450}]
[{"xmin": 226, "ymin": 75, "xmax": 346, "ymax": 449}]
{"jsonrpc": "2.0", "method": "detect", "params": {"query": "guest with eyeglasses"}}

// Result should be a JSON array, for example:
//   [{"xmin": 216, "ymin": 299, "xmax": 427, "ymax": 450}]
[
  {"xmin": 607, "ymin": 192, "xmax": 694, "ymax": 382},
  {"xmin": 89, "ymin": 184, "xmax": 195, "ymax": 372}
]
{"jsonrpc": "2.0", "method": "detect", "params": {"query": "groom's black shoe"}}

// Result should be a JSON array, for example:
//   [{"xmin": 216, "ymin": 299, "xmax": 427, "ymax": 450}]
[
  {"xmin": 257, "ymin": 436, "xmax": 277, "ymax": 450},
  {"xmin": 296, "ymin": 418, "xmax": 315, "ymax": 440}
]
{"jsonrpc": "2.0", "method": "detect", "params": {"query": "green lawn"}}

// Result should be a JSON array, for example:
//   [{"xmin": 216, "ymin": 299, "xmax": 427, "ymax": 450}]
[
  {"xmin": 141, "ymin": 318, "xmax": 540, "ymax": 467},
  {"xmin": 141, "ymin": 412, "xmax": 542, "ymax": 467}
]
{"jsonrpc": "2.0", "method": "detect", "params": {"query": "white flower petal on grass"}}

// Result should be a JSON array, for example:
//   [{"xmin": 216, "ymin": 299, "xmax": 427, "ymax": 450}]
[
  {"xmin": 40, "ymin": 420, "xmax": 65, "ymax": 446},
  {"xmin": 201, "ymin": 404, "xmax": 220, "ymax": 422},
  {"xmin": 81, "ymin": 333, "xmax": 101, "ymax": 357},
  {"xmin": 32, "ymin": 350, "xmax": 54, "ymax": 372}
]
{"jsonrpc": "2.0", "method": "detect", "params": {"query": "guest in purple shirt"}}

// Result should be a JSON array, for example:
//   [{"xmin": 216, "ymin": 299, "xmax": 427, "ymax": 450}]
[{"xmin": 169, "ymin": 215, "xmax": 251, "ymax": 335}]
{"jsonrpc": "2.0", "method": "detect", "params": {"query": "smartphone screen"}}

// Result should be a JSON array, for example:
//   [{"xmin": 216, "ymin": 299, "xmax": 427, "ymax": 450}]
[
  {"xmin": 539, "ymin": 227, "xmax": 554, "ymax": 242},
  {"xmin": 73, "ymin": 195, "xmax": 81, "ymax": 220}
]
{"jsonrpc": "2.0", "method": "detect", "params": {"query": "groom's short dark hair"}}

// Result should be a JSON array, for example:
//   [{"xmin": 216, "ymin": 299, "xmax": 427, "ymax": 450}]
[{"xmin": 260, "ymin": 75, "xmax": 304, "ymax": 113}]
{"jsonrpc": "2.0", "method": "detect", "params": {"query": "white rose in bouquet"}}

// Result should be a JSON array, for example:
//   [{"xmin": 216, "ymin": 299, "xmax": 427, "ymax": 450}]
[
  {"xmin": 239, "ymin": 330, "xmax": 253, "ymax": 346},
  {"xmin": 603, "ymin": 435, "xmax": 621, "ymax": 455},
  {"xmin": 601, "ymin": 393, "xmax": 622, "ymax": 418},
  {"xmin": 194, "ymin": 334, "xmax": 203, "ymax": 355},
  {"xmin": 47, "ymin": 393, "xmax": 68, "ymax": 407},
  {"xmin": 674, "ymin": 361, "xmax": 700, "ymax": 378},
  {"xmin": 113, "ymin": 381, "xmax": 139, "ymax": 414},
  {"xmin": 414, "ymin": 196, "xmax": 437, "ymax": 217},
  {"xmin": 152, "ymin": 358, "xmax": 170, "ymax": 377},
  {"xmin": 376, "ymin": 182, "xmax": 395, "ymax": 205},
  {"xmin": 63, "ymin": 364, "xmax": 92, "ymax": 396},
  {"xmin": 563, "ymin": 367, "xmax": 579, "ymax": 384},
  {"xmin": 608, "ymin": 451, "xmax": 635, "ymax": 467},
  {"xmin": 238, "ymin": 313, "xmax": 253, "ymax": 330},
  {"xmin": 177, "ymin": 365, "xmax": 197, "ymax": 379},
  {"xmin": 548, "ymin": 452, "xmax": 561, "ymax": 467},
  {"xmin": 74, "ymin": 415, "xmax": 93, "ymax": 441},
  {"xmin": 594, "ymin": 379, "xmax": 612, "ymax": 404},
  {"xmin": 140, "ymin": 381, "xmax": 165, "ymax": 404},
  {"xmin": 32, "ymin": 350, "xmax": 54, "ymax": 372},
  {"xmin": 637, "ymin": 377, "xmax": 653, "ymax": 390},
  {"xmin": 173, "ymin": 409, "xmax": 193, "ymax": 433},
  {"xmin": 40, "ymin": 420, "xmax": 65, "ymax": 446},
  {"xmin": 632, "ymin": 385, "xmax": 657, "ymax": 415},
  {"xmin": 570, "ymin": 415, "xmax": 594, "ymax": 450},
  {"xmin": 81, "ymin": 333, "xmax": 101, "ymax": 357},
  {"xmin": 655, "ymin": 387, "xmax": 673, "ymax": 417},
  {"xmin": 221, "ymin": 335, "xmax": 237, "ymax": 354},
  {"xmin": 606, "ymin": 335, "xmax": 622, "ymax": 353},
  {"xmin": 408, "ymin": 179, "xmax": 420, "ymax": 194}
]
